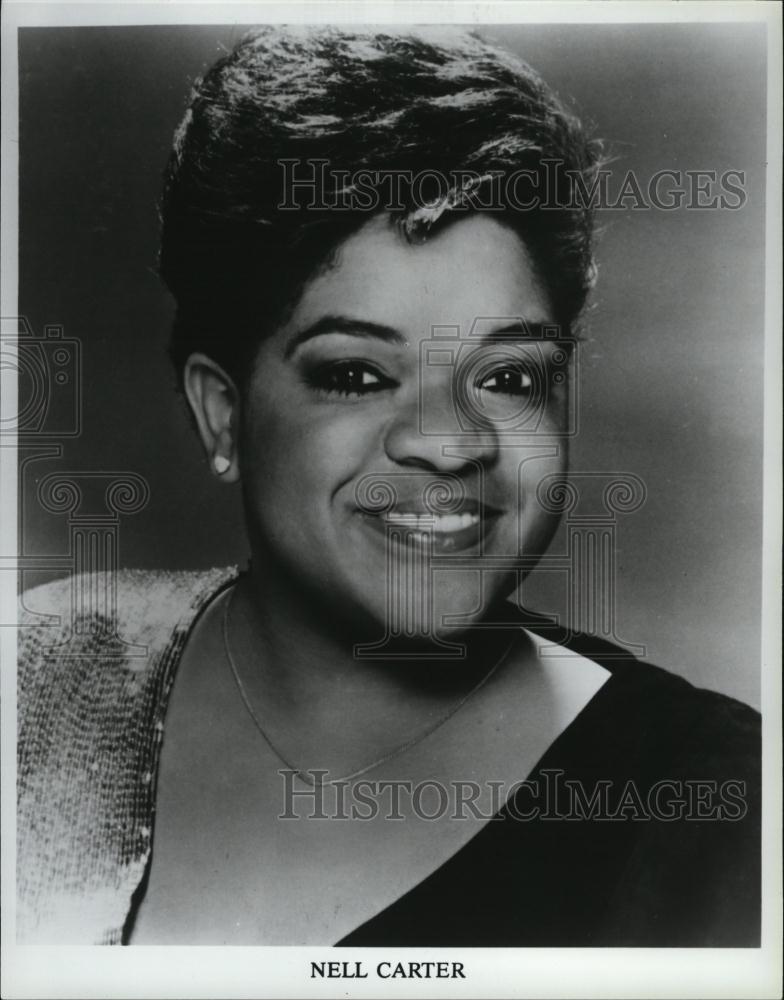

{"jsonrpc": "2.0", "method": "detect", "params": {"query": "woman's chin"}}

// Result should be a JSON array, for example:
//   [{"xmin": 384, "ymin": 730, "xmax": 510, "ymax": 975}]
[{"xmin": 346, "ymin": 568, "xmax": 514, "ymax": 654}]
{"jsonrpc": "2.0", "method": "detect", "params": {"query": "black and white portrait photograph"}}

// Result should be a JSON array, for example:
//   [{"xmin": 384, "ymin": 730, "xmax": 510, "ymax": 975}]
[{"xmin": 1, "ymin": 1, "xmax": 781, "ymax": 997}]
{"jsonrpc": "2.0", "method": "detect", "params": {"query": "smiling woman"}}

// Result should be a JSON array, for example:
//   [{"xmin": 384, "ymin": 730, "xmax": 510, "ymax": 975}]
[
  {"xmin": 201, "ymin": 213, "xmax": 566, "ymax": 643},
  {"xmin": 17, "ymin": 25, "xmax": 761, "ymax": 947}
]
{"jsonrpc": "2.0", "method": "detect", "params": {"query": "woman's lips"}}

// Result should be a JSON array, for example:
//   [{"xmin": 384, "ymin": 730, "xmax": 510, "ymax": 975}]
[{"xmin": 358, "ymin": 505, "xmax": 502, "ymax": 553}]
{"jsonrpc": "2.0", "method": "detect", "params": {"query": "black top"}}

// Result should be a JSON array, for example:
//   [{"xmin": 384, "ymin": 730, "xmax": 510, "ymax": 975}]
[{"xmin": 338, "ymin": 613, "xmax": 761, "ymax": 947}]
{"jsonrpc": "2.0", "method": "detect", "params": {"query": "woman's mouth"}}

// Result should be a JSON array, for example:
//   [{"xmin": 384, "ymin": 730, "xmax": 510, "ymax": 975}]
[{"xmin": 358, "ymin": 502, "xmax": 501, "ymax": 554}]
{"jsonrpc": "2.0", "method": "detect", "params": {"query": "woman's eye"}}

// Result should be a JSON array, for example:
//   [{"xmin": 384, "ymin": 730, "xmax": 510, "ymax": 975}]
[
  {"xmin": 307, "ymin": 360, "xmax": 394, "ymax": 398},
  {"xmin": 478, "ymin": 367, "xmax": 533, "ymax": 396}
]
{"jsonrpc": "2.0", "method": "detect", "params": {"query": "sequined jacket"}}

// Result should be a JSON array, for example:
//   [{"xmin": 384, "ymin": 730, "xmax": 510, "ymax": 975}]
[{"xmin": 16, "ymin": 568, "xmax": 237, "ymax": 943}]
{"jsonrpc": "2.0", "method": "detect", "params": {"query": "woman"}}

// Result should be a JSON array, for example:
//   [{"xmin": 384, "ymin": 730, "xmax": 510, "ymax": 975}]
[{"xmin": 17, "ymin": 26, "xmax": 760, "ymax": 946}]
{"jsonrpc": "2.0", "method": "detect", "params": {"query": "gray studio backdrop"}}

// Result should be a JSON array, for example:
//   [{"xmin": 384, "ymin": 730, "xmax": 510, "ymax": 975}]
[{"xmin": 18, "ymin": 23, "xmax": 766, "ymax": 708}]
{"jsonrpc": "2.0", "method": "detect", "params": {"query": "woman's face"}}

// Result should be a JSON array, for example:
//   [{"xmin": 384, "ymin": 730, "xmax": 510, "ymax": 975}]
[{"xmin": 239, "ymin": 213, "xmax": 569, "ymax": 639}]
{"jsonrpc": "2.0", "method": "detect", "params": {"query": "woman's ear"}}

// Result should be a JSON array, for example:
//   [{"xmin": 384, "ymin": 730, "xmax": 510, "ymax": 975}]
[{"xmin": 183, "ymin": 353, "xmax": 241, "ymax": 483}]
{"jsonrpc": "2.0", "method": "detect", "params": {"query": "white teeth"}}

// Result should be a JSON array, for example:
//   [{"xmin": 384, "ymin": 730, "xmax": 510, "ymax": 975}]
[
  {"xmin": 384, "ymin": 512, "xmax": 480, "ymax": 533},
  {"xmin": 436, "ymin": 514, "xmax": 463, "ymax": 533}
]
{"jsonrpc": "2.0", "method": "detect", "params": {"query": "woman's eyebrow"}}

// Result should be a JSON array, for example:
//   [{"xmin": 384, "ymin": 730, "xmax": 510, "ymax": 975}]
[{"xmin": 284, "ymin": 315, "xmax": 406, "ymax": 357}]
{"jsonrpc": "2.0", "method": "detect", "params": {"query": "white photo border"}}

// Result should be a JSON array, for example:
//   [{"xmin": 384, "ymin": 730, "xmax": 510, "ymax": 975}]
[{"xmin": 1, "ymin": 2, "xmax": 781, "ymax": 998}]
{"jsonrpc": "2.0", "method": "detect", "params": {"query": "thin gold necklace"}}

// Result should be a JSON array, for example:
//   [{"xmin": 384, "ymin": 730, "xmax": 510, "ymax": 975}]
[{"xmin": 221, "ymin": 583, "xmax": 517, "ymax": 787}]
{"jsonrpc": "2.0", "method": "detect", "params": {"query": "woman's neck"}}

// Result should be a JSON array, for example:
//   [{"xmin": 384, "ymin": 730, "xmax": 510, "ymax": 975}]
[{"xmin": 225, "ymin": 568, "xmax": 524, "ymax": 781}]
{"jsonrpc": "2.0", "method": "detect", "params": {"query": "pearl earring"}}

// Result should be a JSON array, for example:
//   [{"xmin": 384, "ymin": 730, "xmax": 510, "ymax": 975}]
[{"xmin": 213, "ymin": 455, "xmax": 230, "ymax": 475}]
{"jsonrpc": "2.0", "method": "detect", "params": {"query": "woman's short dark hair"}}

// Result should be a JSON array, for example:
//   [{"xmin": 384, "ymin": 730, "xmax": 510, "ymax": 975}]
[{"xmin": 160, "ymin": 26, "xmax": 602, "ymax": 389}]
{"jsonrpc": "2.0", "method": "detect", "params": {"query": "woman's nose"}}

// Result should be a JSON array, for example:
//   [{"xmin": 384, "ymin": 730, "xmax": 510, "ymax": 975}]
[{"xmin": 383, "ymin": 380, "xmax": 499, "ymax": 472}]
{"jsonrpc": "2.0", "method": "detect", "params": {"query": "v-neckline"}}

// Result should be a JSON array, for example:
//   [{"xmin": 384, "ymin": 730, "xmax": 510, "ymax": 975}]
[
  {"xmin": 335, "ymin": 652, "xmax": 630, "ymax": 946},
  {"xmin": 128, "ymin": 575, "xmax": 640, "ymax": 946}
]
